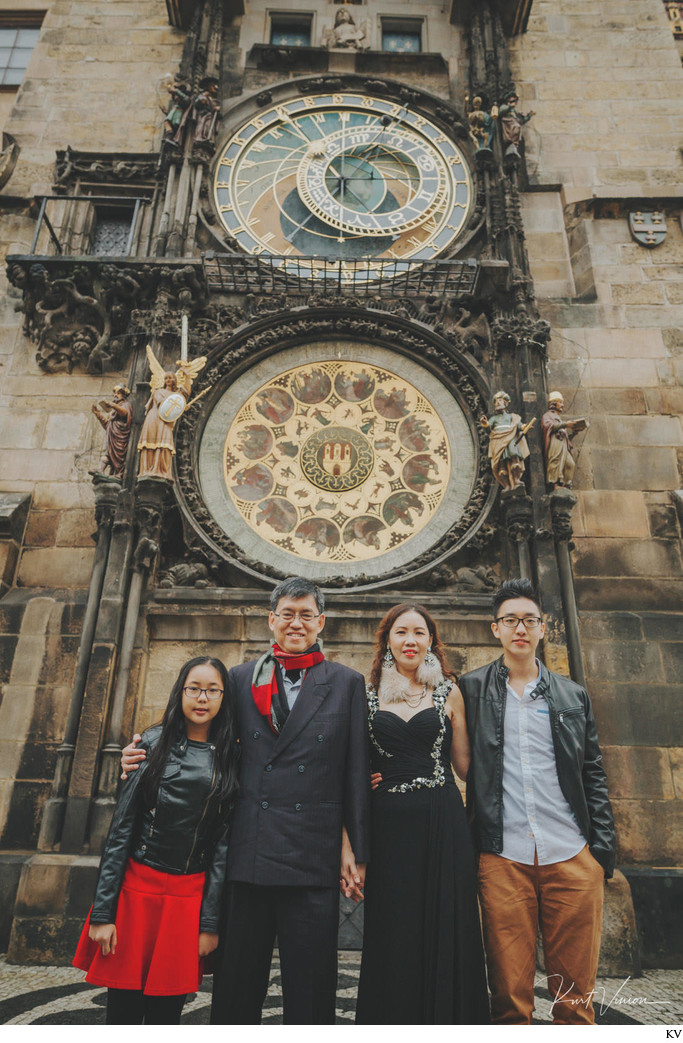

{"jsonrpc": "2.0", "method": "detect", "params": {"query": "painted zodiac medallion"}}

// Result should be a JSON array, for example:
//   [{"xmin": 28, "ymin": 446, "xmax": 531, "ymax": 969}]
[
  {"xmin": 300, "ymin": 426, "xmax": 374, "ymax": 492},
  {"xmin": 220, "ymin": 360, "xmax": 451, "ymax": 563},
  {"xmin": 196, "ymin": 341, "xmax": 480, "ymax": 582}
]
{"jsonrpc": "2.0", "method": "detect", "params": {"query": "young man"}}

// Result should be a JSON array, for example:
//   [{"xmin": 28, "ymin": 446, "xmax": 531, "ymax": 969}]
[
  {"xmin": 122, "ymin": 577, "xmax": 370, "ymax": 1024},
  {"xmin": 459, "ymin": 578, "xmax": 615, "ymax": 1025}
]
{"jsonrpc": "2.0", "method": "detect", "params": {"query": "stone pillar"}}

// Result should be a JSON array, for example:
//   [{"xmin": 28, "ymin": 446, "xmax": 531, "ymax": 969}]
[
  {"xmin": 38, "ymin": 479, "xmax": 118, "ymax": 851},
  {"xmin": 59, "ymin": 487, "xmax": 137, "ymax": 854},
  {"xmin": 549, "ymin": 487, "xmax": 586, "ymax": 687},
  {"xmin": 89, "ymin": 477, "xmax": 170, "ymax": 852},
  {"xmin": 501, "ymin": 485, "xmax": 534, "ymax": 579}
]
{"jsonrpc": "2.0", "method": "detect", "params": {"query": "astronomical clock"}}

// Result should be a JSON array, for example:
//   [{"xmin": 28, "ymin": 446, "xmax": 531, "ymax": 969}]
[
  {"xmin": 178, "ymin": 82, "xmax": 493, "ymax": 589},
  {"xmin": 212, "ymin": 90, "xmax": 473, "ymax": 272}
]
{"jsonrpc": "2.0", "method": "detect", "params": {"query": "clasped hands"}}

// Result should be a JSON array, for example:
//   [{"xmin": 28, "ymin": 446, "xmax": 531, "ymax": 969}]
[
  {"xmin": 120, "ymin": 738, "xmax": 382, "ymax": 910},
  {"xmin": 339, "ymin": 772, "xmax": 381, "ymax": 905}
]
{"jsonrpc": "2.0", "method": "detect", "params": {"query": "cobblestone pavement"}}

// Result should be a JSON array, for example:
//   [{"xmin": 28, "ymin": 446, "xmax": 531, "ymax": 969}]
[{"xmin": 0, "ymin": 952, "xmax": 681, "ymax": 1025}]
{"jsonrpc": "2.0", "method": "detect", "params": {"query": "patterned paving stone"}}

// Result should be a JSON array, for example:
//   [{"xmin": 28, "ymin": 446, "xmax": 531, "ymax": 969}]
[{"xmin": 0, "ymin": 952, "xmax": 680, "ymax": 1025}]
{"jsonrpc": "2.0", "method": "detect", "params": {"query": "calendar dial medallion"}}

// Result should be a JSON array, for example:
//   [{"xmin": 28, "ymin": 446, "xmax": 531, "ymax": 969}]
[{"xmin": 213, "ymin": 92, "xmax": 473, "ymax": 276}]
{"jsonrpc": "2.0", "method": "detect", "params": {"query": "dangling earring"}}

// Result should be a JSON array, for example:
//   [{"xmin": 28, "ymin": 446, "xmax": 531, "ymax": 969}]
[
  {"xmin": 416, "ymin": 646, "xmax": 444, "ymax": 687},
  {"xmin": 383, "ymin": 647, "xmax": 395, "ymax": 667}
]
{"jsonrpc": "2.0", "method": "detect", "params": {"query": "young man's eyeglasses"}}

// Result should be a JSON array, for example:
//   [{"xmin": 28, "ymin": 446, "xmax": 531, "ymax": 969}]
[
  {"xmin": 496, "ymin": 615, "xmax": 542, "ymax": 629},
  {"xmin": 183, "ymin": 686, "xmax": 224, "ymax": 700},
  {"xmin": 273, "ymin": 610, "xmax": 320, "ymax": 622}
]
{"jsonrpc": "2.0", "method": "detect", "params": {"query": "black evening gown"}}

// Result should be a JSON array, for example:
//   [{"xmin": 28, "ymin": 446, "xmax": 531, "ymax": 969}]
[{"xmin": 355, "ymin": 682, "xmax": 490, "ymax": 1025}]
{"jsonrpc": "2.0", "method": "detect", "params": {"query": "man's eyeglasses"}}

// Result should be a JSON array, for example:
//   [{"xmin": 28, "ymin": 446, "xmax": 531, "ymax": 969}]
[
  {"xmin": 183, "ymin": 686, "xmax": 224, "ymax": 700},
  {"xmin": 273, "ymin": 610, "xmax": 321, "ymax": 623},
  {"xmin": 496, "ymin": 615, "xmax": 543, "ymax": 630}
]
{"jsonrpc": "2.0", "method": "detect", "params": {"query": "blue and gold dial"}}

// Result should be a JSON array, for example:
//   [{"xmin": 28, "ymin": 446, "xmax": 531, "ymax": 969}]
[{"xmin": 213, "ymin": 92, "xmax": 473, "ymax": 269}]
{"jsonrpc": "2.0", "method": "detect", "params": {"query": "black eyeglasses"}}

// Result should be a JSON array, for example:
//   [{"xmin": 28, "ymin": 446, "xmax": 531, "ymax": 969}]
[
  {"xmin": 183, "ymin": 686, "xmax": 224, "ymax": 700},
  {"xmin": 496, "ymin": 615, "xmax": 542, "ymax": 630},
  {"xmin": 273, "ymin": 610, "xmax": 321, "ymax": 623}
]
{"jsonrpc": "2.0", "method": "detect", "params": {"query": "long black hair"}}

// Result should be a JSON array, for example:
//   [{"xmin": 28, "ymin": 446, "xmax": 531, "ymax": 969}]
[{"xmin": 142, "ymin": 656, "xmax": 239, "ymax": 810}]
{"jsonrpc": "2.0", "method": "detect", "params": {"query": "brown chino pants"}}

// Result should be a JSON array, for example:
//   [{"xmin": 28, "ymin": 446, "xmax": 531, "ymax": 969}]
[{"xmin": 478, "ymin": 845, "xmax": 605, "ymax": 1025}]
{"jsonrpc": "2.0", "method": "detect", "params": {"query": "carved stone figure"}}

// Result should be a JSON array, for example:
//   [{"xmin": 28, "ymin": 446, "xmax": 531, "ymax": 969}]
[
  {"xmin": 324, "ymin": 8, "xmax": 369, "ymax": 50},
  {"xmin": 137, "ymin": 345, "xmax": 206, "ymax": 482},
  {"xmin": 176, "ymin": 78, "xmax": 220, "ymax": 155},
  {"xmin": 541, "ymin": 391, "xmax": 589, "ymax": 489},
  {"xmin": 497, "ymin": 89, "xmax": 534, "ymax": 157},
  {"xmin": 480, "ymin": 390, "xmax": 534, "ymax": 491},
  {"xmin": 465, "ymin": 93, "xmax": 495, "ymax": 152},
  {"xmin": 163, "ymin": 77, "xmax": 191, "ymax": 145},
  {"xmin": 0, "ymin": 131, "xmax": 20, "ymax": 191},
  {"xmin": 91, "ymin": 384, "xmax": 132, "ymax": 478},
  {"xmin": 158, "ymin": 560, "xmax": 212, "ymax": 588}
]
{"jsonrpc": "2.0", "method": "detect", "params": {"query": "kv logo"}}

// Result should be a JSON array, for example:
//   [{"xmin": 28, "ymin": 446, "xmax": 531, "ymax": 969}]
[{"xmin": 665, "ymin": 1030, "xmax": 681, "ymax": 1038}]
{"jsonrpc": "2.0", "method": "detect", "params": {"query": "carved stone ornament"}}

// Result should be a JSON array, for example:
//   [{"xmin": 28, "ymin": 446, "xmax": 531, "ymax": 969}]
[
  {"xmin": 427, "ymin": 562, "xmax": 499, "ymax": 593},
  {"xmin": 54, "ymin": 148, "xmax": 160, "ymax": 190},
  {"xmin": 158, "ymin": 551, "xmax": 221, "ymax": 588},
  {"xmin": 501, "ymin": 485, "xmax": 534, "ymax": 543},
  {"xmin": 549, "ymin": 486, "xmax": 577, "ymax": 543},
  {"xmin": 7, "ymin": 260, "xmax": 206, "ymax": 374},
  {"xmin": 173, "ymin": 308, "xmax": 496, "ymax": 592},
  {"xmin": 133, "ymin": 478, "xmax": 172, "ymax": 571},
  {"xmin": 0, "ymin": 132, "xmax": 20, "ymax": 192},
  {"xmin": 491, "ymin": 312, "xmax": 551, "ymax": 358},
  {"xmin": 628, "ymin": 210, "xmax": 667, "ymax": 248}
]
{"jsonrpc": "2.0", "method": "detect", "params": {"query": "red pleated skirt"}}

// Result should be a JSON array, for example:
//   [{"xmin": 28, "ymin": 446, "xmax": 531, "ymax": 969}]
[{"xmin": 73, "ymin": 858, "xmax": 207, "ymax": 995}]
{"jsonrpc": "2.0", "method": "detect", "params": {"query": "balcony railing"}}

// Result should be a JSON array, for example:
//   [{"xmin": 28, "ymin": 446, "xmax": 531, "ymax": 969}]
[{"xmin": 202, "ymin": 253, "xmax": 480, "ymax": 298}]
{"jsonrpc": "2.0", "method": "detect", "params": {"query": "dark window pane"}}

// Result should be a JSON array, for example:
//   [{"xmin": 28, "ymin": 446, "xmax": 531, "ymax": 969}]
[
  {"xmin": 382, "ymin": 31, "xmax": 421, "ymax": 52},
  {"xmin": 91, "ymin": 217, "xmax": 133, "ymax": 256},
  {"xmin": 270, "ymin": 17, "xmax": 311, "ymax": 46}
]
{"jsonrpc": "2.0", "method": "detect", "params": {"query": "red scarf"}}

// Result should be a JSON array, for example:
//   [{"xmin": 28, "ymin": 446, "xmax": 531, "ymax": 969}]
[{"xmin": 251, "ymin": 642, "xmax": 324, "ymax": 728}]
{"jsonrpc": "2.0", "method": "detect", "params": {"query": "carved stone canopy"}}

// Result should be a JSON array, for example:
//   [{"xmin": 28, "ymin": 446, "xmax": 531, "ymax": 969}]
[
  {"xmin": 173, "ymin": 307, "xmax": 496, "ymax": 592},
  {"xmin": 6, "ymin": 258, "xmax": 207, "ymax": 374}
]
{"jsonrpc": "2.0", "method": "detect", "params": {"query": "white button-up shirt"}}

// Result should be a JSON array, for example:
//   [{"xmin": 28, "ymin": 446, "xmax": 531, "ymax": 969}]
[
  {"xmin": 279, "ymin": 664, "xmax": 304, "ymax": 711},
  {"xmin": 500, "ymin": 660, "xmax": 586, "ymax": 866}
]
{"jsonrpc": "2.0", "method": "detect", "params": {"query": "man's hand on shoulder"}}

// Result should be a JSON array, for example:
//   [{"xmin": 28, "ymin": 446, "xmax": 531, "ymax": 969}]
[{"xmin": 120, "ymin": 733, "xmax": 145, "ymax": 779}]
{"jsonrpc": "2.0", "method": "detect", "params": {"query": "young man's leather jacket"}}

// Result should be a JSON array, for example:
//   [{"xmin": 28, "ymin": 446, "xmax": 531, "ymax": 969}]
[
  {"xmin": 90, "ymin": 725, "xmax": 231, "ymax": 931},
  {"xmin": 459, "ymin": 657, "xmax": 616, "ymax": 878}
]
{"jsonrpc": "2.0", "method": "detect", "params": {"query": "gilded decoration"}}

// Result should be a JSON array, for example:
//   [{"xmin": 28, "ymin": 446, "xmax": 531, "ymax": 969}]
[
  {"xmin": 222, "ymin": 360, "xmax": 451, "ymax": 564},
  {"xmin": 177, "ymin": 311, "xmax": 495, "ymax": 589}
]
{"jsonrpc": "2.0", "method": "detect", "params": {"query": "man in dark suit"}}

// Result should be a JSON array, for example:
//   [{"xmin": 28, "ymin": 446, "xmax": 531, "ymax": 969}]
[{"xmin": 122, "ymin": 576, "xmax": 370, "ymax": 1024}]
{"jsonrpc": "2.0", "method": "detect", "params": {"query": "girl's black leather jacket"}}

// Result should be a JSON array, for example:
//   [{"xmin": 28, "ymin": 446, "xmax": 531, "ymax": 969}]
[{"xmin": 90, "ymin": 725, "xmax": 230, "ymax": 932}]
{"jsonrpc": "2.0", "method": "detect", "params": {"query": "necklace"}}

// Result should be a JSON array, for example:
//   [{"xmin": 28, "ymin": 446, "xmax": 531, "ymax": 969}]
[
  {"xmin": 402, "ymin": 684, "xmax": 427, "ymax": 708},
  {"xmin": 379, "ymin": 665, "xmax": 429, "ymax": 706}
]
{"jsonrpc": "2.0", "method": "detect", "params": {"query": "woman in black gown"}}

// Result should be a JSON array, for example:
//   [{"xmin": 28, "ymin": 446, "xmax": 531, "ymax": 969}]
[{"xmin": 349, "ymin": 602, "xmax": 490, "ymax": 1025}]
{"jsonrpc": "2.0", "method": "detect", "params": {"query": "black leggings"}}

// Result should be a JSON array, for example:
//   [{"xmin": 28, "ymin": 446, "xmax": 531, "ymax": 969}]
[{"xmin": 105, "ymin": 987, "xmax": 187, "ymax": 1024}]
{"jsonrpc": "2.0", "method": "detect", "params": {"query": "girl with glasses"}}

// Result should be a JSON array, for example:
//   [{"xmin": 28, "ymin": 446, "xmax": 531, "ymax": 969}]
[{"xmin": 73, "ymin": 656, "xmax": 239, "ymax": 1024}]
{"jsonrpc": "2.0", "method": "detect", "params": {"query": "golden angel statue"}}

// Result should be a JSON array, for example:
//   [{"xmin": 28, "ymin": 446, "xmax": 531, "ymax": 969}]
[{"xmin": 137, "ymin": 344, "xmax": 207, "ymax": 481}]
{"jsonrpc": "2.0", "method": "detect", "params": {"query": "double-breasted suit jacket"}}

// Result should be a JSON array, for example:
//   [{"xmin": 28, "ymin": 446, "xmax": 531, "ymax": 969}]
[{"xmin": 226, "ymin": 657, "xmax": 371, "ymax": 887}]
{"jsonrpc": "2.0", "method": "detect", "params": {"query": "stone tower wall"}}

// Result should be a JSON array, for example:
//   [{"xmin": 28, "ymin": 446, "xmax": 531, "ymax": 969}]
[{"xmin": 512, "ymin": 0, "xmax": 683, "ymax": 868}]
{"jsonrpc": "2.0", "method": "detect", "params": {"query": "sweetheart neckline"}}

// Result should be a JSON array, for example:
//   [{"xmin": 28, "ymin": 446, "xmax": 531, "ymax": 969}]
[{"xmin": 373, "ymin": 706, "xmax": 440, "ymax": 726}]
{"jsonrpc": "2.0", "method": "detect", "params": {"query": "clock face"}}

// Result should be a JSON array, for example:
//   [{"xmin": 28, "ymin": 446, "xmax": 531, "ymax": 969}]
[{"xmin": 213, "ymin": 92, "xmax": 473, "ymax": 274}]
